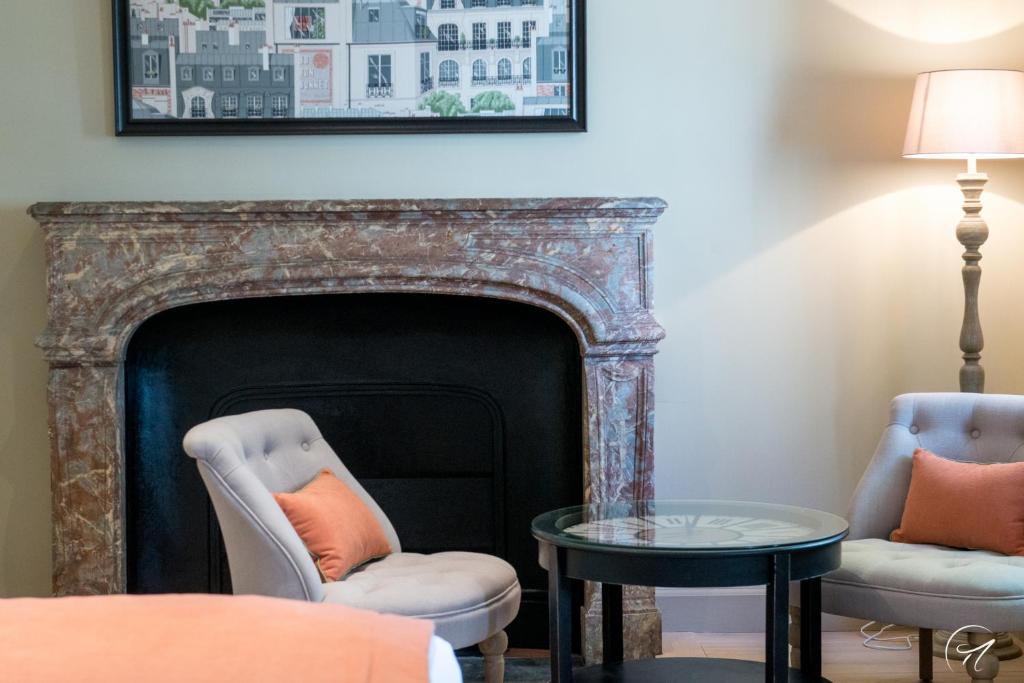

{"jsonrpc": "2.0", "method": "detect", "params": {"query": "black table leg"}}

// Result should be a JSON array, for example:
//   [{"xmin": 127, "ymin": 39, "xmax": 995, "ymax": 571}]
[
  {"xmin": 766, "ymin": 553, "xmax": 791, "ymax": 683},
  {"xmin": 547, "ymin": 543, "xmax": 573, "ymax": 683},
  {"xmin": 602, "ymin": 582, "xmax": 623, "ymax": 664},
  {"xmin": 799, "ymin": 578, "xmax": 822, "ymax": 680}
]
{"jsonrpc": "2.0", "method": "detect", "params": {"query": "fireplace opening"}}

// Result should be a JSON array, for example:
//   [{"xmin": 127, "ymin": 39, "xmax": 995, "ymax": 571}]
[{"xmin": 124, "ymin": 292, "xmax": 584, "ymax": 648}]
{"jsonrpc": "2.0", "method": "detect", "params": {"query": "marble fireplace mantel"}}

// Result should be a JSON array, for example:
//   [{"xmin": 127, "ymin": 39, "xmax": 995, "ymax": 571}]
[{"xmin": 30, "ymin": 197, "xmax": 667, "ymax": 661}]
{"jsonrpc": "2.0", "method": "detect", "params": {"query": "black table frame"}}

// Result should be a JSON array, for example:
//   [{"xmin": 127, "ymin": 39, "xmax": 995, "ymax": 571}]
[{"xmin": 537, "ymin": 532, "xmax": 845, "ymax": 683}]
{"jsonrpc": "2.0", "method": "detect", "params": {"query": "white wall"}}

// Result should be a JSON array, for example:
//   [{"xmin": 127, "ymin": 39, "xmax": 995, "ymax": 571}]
[{"xmin": 3, "ymin": 2, "xmax": 1024, "ymax": 621}]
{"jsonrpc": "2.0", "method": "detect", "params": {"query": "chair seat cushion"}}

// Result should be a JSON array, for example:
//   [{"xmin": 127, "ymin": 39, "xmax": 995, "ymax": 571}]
[
  {"xmin": 821, "ymin": 539, "xmax": 1024, "ymax": 630},
  {"xmin": 322, "ymin": 551, "xmax": 520, "ymax": 649}
]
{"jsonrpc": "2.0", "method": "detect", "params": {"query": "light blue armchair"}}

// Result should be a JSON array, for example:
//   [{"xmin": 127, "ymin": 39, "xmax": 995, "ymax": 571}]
[{"xmin": 794, "ymin": 393, "xmax": 1024, "ymax": 683}]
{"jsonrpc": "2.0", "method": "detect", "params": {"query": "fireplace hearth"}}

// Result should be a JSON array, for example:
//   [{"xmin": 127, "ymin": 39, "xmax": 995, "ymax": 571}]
[{"xmin": 31, "ymin": 197, "xmax": 667, "ymax": 661}]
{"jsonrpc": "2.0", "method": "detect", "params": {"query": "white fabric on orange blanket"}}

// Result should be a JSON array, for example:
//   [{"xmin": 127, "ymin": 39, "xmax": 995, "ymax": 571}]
[{"xmin": 428, "ymin": 637, "xmax": 462, "ymax": 683}]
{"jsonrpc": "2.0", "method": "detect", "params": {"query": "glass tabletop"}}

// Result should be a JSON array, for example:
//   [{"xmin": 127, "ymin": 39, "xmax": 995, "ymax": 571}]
[{"xmin": 532, "ymin": 500, "xmax": 848, "ymax": 554}]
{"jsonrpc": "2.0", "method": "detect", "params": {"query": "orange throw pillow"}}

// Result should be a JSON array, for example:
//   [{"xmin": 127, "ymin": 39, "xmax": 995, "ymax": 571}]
[
  {"xmin": 274, "ymin": 469, "xmax": 392, "ymax": 581},
  {"xmin": 890, "ymin": 448, "xmax": 1024, "ymax": 556}
]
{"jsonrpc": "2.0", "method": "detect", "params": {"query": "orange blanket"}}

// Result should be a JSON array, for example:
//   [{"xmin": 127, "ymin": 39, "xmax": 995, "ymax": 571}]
[{"xmin": 0, "ymin": 594, "xmax": 433, "ymax": 682}]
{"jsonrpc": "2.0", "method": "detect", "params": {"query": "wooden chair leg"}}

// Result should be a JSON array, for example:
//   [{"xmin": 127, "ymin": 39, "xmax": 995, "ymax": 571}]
[
  {"xmin": 966, "ymin": 632, "xmax": 1000, "ymax": 683},
  {"xmin": 479, "ymin": 629, "xmax": 508, "ymax": 683},
  {"xmin": 919, "ymin": 628, "xmax": 933, "ymax": 682}
]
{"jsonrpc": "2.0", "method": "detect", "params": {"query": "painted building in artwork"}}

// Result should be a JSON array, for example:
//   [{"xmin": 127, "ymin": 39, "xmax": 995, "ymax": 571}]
[
  {"xmin": 264, "ymin": 0, "xmax": 353, "ymax": 117},
  {"xmin": 207, "ymin": 5, "xmax": 269, "ymax": 32},
  {"xmin": 176, "ymin": 30, "xmax": 295, "ymax": 119},
  {"xmin": 522, "ymin": 7, "xmax": 568, "ymax": 116},
  {"xmin": 424, "ymin": 0, "xmax": 550, "ymax": 114},
  {"xmin": 129, "ymin": 18, "xmax": 179, "ymax": 117},
  {"xmin": 129, "ymin": 0, "xmax": 195, "ymax": 22},
  {"xmin": 348, "ymin": 0, "xmax": 437, "ymax": 115},
  {"xmin": 126, "ymin": 0, "xmax": 566, "ymax": 119}
]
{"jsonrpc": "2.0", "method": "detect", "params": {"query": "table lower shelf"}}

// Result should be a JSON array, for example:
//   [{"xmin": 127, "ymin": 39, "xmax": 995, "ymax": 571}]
[{"xmin": 571, "ymin": 657, "xmax": 831, "ymax": 683}]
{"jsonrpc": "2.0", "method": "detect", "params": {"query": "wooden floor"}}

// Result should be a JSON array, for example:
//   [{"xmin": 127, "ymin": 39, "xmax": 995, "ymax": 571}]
[{"xmin": 662, "ymin": 631, "xmax": 1024, "ymax": 682}]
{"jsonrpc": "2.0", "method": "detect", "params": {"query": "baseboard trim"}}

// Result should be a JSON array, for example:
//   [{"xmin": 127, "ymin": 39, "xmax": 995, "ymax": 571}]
[{"xmin": 656, "ymin": 587, "xmax": 864, "ymax": 633}]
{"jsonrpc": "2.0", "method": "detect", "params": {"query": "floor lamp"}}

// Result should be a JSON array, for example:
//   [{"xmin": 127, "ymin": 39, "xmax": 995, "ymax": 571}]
[
  {"xmin": 903, "ymin": 68, "xmax": 1024, "ymax": 661},
  {"xmin": 903, "ymin": 69, "xmax": 1024, "ymax": 393}
]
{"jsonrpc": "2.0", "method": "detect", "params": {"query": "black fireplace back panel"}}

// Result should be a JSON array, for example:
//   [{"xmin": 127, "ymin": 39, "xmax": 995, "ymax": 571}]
[{"xmin": 124, "ymin": 293, "xmax": 583, "ymax": 648}]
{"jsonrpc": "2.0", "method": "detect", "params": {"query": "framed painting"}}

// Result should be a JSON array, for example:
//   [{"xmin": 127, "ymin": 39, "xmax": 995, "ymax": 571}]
[{"xmin": 113, "ymin": 0, "xmax": 586, "ymax": 135}]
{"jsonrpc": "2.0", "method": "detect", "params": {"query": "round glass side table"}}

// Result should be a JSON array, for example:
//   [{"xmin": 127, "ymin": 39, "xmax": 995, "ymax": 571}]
[{"xmin": 532, "ymin": 500, "xmax": 849, "ymax": 683}]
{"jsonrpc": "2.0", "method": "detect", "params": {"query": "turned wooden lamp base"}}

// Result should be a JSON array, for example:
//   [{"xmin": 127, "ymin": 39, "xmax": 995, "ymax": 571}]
[{"xmin": 955, "ymin": 168, "xmax": 988, "ymax": 393}]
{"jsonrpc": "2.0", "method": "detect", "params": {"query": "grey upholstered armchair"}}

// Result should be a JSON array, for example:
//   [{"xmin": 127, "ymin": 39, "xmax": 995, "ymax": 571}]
[
  {"xmin": 792, "ymin": 393, "xmax": 1024, "ymax": 683},
  {"xmin": 183, "ymin": 408, "xmax": 521, "ymax": 683}
]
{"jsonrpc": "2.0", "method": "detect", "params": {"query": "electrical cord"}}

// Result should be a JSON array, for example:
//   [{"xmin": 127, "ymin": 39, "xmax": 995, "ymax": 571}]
[{"xmin": 860, "ymin": 621, "xmax": 917, "ymax": 651}]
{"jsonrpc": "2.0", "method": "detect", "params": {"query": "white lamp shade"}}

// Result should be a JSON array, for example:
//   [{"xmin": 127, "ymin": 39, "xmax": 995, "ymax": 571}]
[{"xmin": 903, "ymin": 69, "xmax": 1024, "ymax": 159}]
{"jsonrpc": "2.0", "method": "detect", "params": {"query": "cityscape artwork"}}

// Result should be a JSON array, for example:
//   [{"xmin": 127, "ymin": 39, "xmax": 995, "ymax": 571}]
[{"xmin": 114, "ymin": 0, "xmax": 585, "ymax": 134}]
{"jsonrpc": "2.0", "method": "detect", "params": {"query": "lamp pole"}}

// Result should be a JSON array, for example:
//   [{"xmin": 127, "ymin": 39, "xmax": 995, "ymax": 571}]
[{"xmin": 956, "ymin": 156, "xmax": 987, "ymax": 393}]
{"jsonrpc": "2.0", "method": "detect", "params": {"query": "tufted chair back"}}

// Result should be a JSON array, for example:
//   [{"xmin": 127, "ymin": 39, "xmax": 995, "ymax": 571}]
[
  {"xmin": 847, "ymin": 393, "xmax": 1024, "ymax": 541},
  {"xmin": 183, "ymin": 409, "xmax": 401, "ymax": 602}
]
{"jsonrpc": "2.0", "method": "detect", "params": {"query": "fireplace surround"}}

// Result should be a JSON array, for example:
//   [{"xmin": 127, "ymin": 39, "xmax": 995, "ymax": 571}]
[{"xmin": 31, "ymin": 197, "xmax": 667, "ymax": 660}]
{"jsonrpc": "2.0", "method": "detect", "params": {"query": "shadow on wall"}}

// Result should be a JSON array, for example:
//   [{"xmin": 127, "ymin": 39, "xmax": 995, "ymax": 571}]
[
  {"xmin": 0, "ymin": 205, "xmax": 51, "ymax": 597},
  {"xmin": 669, "ymin": 0, "xmax": 1024, "ymax": 309},
  {"xmin": 764, "ymin": 0, "xmax": 1024, "ymax": 244},
  {"xmin": 661, "ymin": 0, "xmax": 1024, "ymax": 306},
  {"xmin": 797, "ymin": 0, "xmax": 1024, "ymax": 478},
  {"xmin": 655, "ymin": 0, "xmax": 1024, "ymax": 510}
]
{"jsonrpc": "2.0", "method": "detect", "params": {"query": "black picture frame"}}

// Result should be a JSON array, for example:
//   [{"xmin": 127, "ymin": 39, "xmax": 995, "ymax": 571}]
[{"xmin": 113, "ymin": 0, "xmax": 586, "ymax": 136}]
